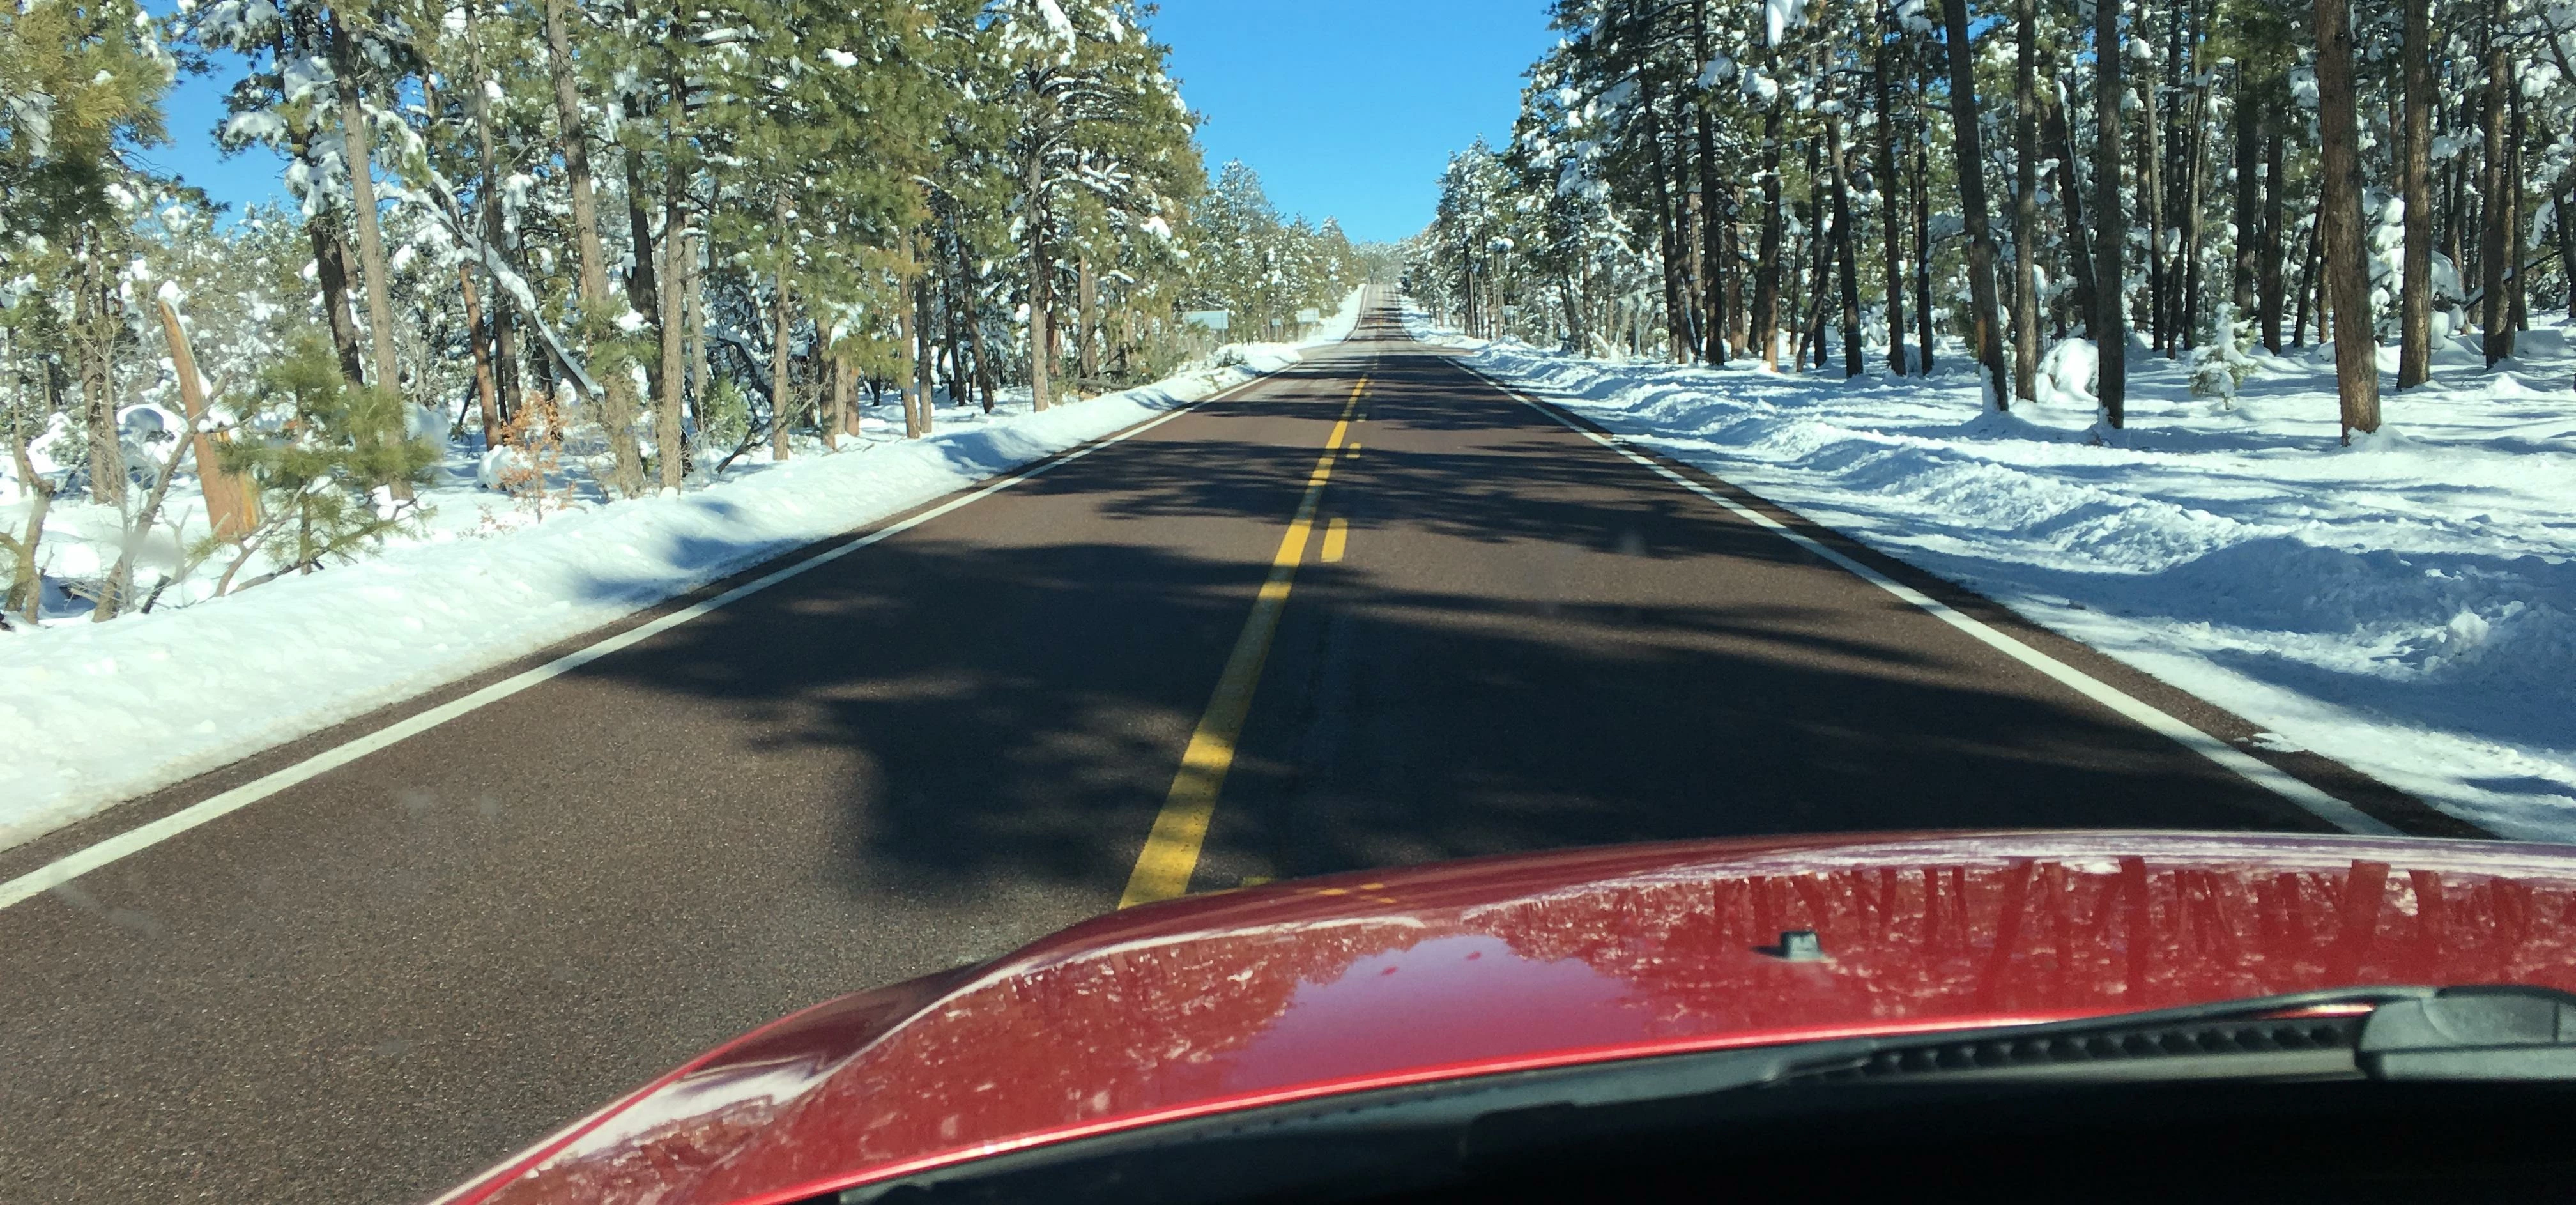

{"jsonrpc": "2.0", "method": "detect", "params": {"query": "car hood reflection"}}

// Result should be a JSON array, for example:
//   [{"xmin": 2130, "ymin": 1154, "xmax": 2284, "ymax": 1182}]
[{"xmin": 448, "ymin": 830, "xmax": 2576, "ymax": 1205}]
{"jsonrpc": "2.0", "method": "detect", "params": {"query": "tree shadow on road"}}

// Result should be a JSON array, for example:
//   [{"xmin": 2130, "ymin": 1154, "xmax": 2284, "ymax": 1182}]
[{"xmin": 564, "ymin": 531, "xmax": 2336, "ymax": 908}]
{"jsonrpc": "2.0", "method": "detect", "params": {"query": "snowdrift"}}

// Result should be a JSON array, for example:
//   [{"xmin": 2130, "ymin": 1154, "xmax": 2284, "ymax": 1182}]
[{"xmin": 1406, "ymin": 305, "xmax": 2576, "ymax": 840}]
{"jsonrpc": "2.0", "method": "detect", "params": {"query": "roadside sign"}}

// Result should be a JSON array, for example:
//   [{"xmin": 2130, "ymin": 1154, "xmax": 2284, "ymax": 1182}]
[
  {"xmin": 1184, "ymin": 309, "xmax": 1230, "ymax": 331},
  {"xmin": 1296, "ymin": 307, "xmax": 1321, "ymax": 323}
]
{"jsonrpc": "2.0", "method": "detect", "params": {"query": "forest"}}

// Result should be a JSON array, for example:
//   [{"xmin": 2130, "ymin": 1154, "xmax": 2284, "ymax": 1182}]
[
  {"xmin": 1406, "ymin": 0, "xmax": 2568, "ymax": 440},
  {"xmin": 0, "ymin": 0, "xmax": 1363, "ymax": 626}
]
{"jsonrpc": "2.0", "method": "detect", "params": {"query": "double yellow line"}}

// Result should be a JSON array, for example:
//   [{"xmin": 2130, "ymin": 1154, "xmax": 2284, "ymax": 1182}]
[{"xmin": 1117, "ymin": 374, "xmax": 1371, "ymax": 907}]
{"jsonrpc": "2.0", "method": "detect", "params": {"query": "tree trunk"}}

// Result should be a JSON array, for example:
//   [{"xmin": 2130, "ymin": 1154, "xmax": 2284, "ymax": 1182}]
[
  {"xmin": 2508, "ymin": 84, "xmax": 2528, "ymax": 335},
  {"xmin": 155, "ymin": 298, "xmax": 257, "ymax": 540},
  {"xmin": 326, "ymin": 12, "xmax": 401, "ymax": 396},
  {"xmin": 1912, "ymin": 50, "xmax": 1935, "ymax": 371},
  {"xmin": 1024, "ymin": 146, "xmax": 1054, "ymax": 411},
  {"xmin": 2233, "ymin": 65, "xmax": 2264, "ymax": 314},
  {"xmin": 2292, "ymin": 217, "xmax": 2320, "ymax": 346},
  {"xmin": 77, "ymin": 258, "xmax": 125, "ymax": 514},
  {"xmin": 2261, "ymin": 128, "xmax": 2288, "ymax": 351},
  {"xmin": 685, "ymin": 228, "xmax": 708, "ymax": 425},
  {"xmin": 1077, "ymin": 251, "xmax": 1100, "ymax": 385},
  {"xmin": 656, "ymin": 158, "xmax": 686, "ymax": 487},
  {"xmin": 2559, "ymin": 184, "xmax": 2576, "ymax": 322},
  {"xmin": 1828, "ymin": 111, "xmax": 1864, "ymax": 377},
  {"xmin": 942, "ymin": 228, "xmax": 969, "ymax": 404},
  {"xmin": 2315, "ymin": 0, "xmax": 2382, "ymax": 436},
  {"xmin": 1754, "ymin": 107, "xmax": 1786, "ymax": 370},
  {"xmin": 460, "ymin": 0, "xmax": 521, "ymax": 420},
  {"xmin": 1940, "ymin": 0, "xmax": 2010, "ymax": 406},
  {"xmin": 1723, "ymin": 196, "xmax": 1749, "ymax": 351},
  {"xmin": 770, "ymin": 194, "xmax": 795, "ymax": 461},
  {"xmin": 1694, "ymin": 0, "xmax": 1729, "ymax": 363},
  {"xmin": 2318, "ymin": 217, "xmax": 2333, "ymax": 344},
  {"xmin": 311, "ymin": 214, "xmax": 367, "ymax": 385},
  {"xmin": 620, "ymin": 119, "xmax": 665, "ymax": 434},
  {"xmin": 460, "ymin": 270, "xmax": 503, "ymax": 450},
  {"xmin": 541, "ymin": 0, "xmax": 645, "ymax": 494},
  {"xmin": 964, "ymin": 254, "xmax": 997, "ymax": 412},
  {"xmin": 2176, "ymin": 0, "xmax": 2210, "ymax": 351},
  {"xmin": 2096, "ymin": 0, "xmax": 2126, "ymax": 427},
  {"xmin": 1684, "ymin": 186, "xmax": 1712, "ymax": 360},
  {"xmin": 1873, "ymin": 4, "xmax": 1908, "ymax": 372},
  {"xmin": 2396, "ymin": 0, "xmax": 2433, "ymax": 385},
  {"xmin": 1796, "ymin": 138, "xmax": 1830, "ymax": 371},
  {"xmin": 622, "ymin": 132, "xmax": 660, "ymax": 331},
  {"xmin": 2011, "ymin": 0, "xmax": 2040, "ymax": 401},
  {"xmin": 2480, "ymin": 8, "xmax": 2508, "ymax": 364},
  {"xmin": 3, "ymin": 364, "xmax": 53, "ymax": 617},
  {"xmin": 898, "ymin": 266, "xmax": 921, "ymax": 440},
  {"xmin": 834, "ymin": 355, "xmax": 857, "ymax": 438},
  {"xmin": 912, "ymin": 257, "xmax": 937, "ymax": 437},
  {"xmin": 528, "ymin": 321, "xmax": 559, "ymax": 405},
  {"xmin": 1642, "ymin": 80, "xmax": 1689, "ymax": 362},
  {"xmin": 2138, "ymin": 14, "xmax": 2168, "ymax": 355},
  {"xmin": 2442, "ymin": 119, "xmax": 2464, "ymax": 272},
  {"xmin": 273, "ymin": 17, "xmax": 362, "ymax": 387},
  {"xmin": 2045, "ymin": 73, "xmax": 2097, "ymax": 333}
]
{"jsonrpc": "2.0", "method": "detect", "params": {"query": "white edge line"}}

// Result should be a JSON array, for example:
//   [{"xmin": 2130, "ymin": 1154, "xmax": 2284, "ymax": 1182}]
[
  {"xmin": 1450, "ymin": 358, "xmax": 2400, "ymax": 838},
  {"xmin": 0, "ymin": 369, "xmax": 1285, "ymax": 913}
]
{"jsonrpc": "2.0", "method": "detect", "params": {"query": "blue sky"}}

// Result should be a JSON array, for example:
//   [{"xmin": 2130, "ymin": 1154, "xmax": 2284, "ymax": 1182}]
[
  {"xmin": 1153, "ymin": 0, "xmax": 1556, "ymax": 242},
  {"xmin": 142, "ymin": 0, "xmax": 1560, "ymax": 243}
]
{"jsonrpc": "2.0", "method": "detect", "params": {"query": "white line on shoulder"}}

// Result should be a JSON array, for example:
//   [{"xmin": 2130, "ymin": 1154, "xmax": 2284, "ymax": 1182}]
[
  {"xmin": 0, "ymin": 373, "xmax": 1281, "ymax": 914},
  {"xmin": 1459, "ymin": 360, "xmax": 2398, "ymax": 838}
]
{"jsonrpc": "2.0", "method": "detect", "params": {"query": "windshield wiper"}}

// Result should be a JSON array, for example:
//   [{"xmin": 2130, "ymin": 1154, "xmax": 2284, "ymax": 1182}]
[
  {"xmin": 2358, "ymin": 986, "xmax": 2576, "ymax": 1080},
  {"xmin": 1777, "ymin": 985, "xmax": 2576, "ymax": 1087}
]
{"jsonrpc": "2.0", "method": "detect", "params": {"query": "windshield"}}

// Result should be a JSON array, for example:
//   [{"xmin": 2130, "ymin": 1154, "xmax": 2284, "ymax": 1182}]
[{"xmin": 2, "ymin": 3, "xmax": 2568, "ymax": 1204}]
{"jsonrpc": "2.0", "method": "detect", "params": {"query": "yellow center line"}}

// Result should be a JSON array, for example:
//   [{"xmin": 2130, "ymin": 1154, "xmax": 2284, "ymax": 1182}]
[
  {"xmin": 1119, "ymin": 372, "xmax": 1370, "ymax": 909},
  {"xmin": 1321, "ymin": 518, "xmax": 1349, "ymax": 563}
]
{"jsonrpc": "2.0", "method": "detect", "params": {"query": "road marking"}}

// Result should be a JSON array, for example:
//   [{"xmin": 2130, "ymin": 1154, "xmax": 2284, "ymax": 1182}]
[
  {"xmin": 1345, "ymin": 441, "xmax": 1361, "ymax": 460},
  {"xmin": 1461, "ymin": 363, "xmax": 2402, "ymax": 838},
  {"xmin": 0, "ymin": 369, "xmax": 1312, "ymax": 916},
  {"xmin": 1321, "ymin": 518, "xmax": 1350, "ymax": 563},
  {"xmin": 1120, "ymin": 374, "xmax": 1371, "ymax": 907}
]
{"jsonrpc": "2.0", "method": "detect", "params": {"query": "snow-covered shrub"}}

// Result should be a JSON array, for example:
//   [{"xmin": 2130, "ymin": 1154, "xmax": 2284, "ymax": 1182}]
[
  {"xmin": 2191, "ymin": 303, "xmax": 2260, "ymax": 407},
  {"xmin": 2035, "ymin": 337, "xmax": 2097, "ymax": 409}
]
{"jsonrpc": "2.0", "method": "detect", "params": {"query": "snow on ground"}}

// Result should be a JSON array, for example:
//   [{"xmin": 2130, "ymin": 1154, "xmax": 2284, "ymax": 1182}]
[
  {"xmin": 1405, "ymin": 304, "xmax": 2576, "ymax": 841},
  {"xmin": 0, "ymin": 290, "xmax": 1363, "ymax": 851}
]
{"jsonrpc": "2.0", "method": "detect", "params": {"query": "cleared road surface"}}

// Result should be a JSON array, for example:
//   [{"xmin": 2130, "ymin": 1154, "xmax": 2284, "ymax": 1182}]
[{"xmin": 0, "ymin": 293, "xmax": 2476, "ymax": 1203}]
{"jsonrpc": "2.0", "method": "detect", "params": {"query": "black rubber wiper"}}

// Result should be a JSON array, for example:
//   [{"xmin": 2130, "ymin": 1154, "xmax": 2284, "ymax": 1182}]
[
  {"xmin": 1778, "ymin": 985, "xmax": 2576, "ymax": 1087},
  {"xmin": 2358, "ymin": 986, "xmax": 2576, "ymax": 1080}
]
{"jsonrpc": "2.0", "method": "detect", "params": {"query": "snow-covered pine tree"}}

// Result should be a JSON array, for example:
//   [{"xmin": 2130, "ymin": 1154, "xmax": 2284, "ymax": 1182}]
[{"xmin": 990, "ymin": 0, "xmax": 1195, "ymax": 411}]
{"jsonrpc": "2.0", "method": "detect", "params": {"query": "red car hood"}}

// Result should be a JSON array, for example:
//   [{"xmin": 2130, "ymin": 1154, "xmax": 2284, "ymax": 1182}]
[{"xmin": 435, "ymin": 831, "xmax": 2576, "ymax": 1205}]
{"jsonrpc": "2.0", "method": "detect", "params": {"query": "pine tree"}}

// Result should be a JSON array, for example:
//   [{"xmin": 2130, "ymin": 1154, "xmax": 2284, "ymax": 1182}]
[{"xmin": 213, "ymin": 335, "xmax": 434, "ymax": 585}]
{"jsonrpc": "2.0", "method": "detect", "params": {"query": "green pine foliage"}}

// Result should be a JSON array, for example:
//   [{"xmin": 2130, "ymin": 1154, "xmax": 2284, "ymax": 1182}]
[
  {"xmin": 4, "ymin": 0, "xmax": 1368, "ymax": 624},
  {"xmin": 216, "ymin": 335, "xmax": 436, "ymax": 575}
]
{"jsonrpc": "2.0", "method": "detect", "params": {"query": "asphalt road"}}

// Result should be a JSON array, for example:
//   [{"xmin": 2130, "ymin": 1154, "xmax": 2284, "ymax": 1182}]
[{"xmin": 0, "ymin": 291, "xmax": 2472, "ymax": 1204}]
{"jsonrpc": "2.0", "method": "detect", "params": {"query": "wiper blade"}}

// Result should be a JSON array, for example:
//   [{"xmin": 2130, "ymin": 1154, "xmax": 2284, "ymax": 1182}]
[
  {"xmin": 1782, "ymin": 985, "xmax": 2576, "ymax": 1087},
  {"xmin": 2359, "ymin": 987, "xmax": 2576, "ymax": 1081}
]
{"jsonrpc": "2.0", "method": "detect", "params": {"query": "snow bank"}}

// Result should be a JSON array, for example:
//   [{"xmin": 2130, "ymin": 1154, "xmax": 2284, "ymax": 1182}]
[
  {"xmin": 1406, "ymin": 305, "xmax": 2576, "ymax": 841},
  {"xmin": 0, "ymin": 288, "xmax": 1364, "ymax": 850}
]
